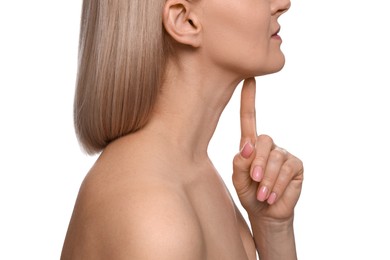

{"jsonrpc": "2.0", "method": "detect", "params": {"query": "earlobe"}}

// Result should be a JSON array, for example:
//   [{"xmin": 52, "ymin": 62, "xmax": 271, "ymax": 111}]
[{"xmin": 162, "ymin": 0, "xmax": 201, "ymax": 48}]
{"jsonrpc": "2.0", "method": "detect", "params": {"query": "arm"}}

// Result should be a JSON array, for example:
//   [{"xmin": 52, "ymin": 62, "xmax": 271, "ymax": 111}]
[{"xmin": 232, "ymin": 78, "xmax": 303, "ymax": 260}]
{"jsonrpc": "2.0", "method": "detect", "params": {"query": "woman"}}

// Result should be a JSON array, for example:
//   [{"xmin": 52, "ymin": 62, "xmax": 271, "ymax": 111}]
[{"xmin": 61, "ymin": 0, "xmax": 303, "ymax": 259}]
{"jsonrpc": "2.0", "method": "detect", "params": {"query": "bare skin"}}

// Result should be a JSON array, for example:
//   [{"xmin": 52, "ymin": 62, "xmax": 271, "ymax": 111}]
[
  {"xmin": 61, "ymin": 71, "xmax": 258, "ymax": 259},
  {"xmin": 62, "ymin": 0, "xmax": 303, "ymax": 258},
  {"xmin": 233, "ymin": 79, "xmax": 303, "ymax": 259},
  {"xmin": 61, "ymin": 134, "xmax": 257, "ymax": 259},
  {"xmin": 61, "ymin": 79, "xmax": 302, "ymax": 260}
]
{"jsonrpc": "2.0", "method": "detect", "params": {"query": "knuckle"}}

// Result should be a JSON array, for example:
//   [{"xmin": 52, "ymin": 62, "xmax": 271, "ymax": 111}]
[
  {"xmin": 272, "ymin": 181, "xmax": 286, "ymax": 194},
  {"xmin": 283, "ymin": 157, "xmax": 304, "ymax": 180},
  {"xmin": 297, "ymin": 163, "xmax": 304, "ymax": 176},
  {"xmin": 292, "ymin": 157, "xmax": 304, "ymax": 175},
  {"xmin": 297, "ymin": 158, "xmax": 304, "ymax": 172},
  {"xmin": 233, "ymin": 153, "xmax": 240, "ymax": 165},
  {"xmin": 270, "ymin": 149, "xmax": 286, "ymax": 161},
  {"xmin": 271, "ymin": 170, "xmax": 290, "ymax": 193},
  {"xmin": 241, "ymin": 111, "xmax": 256, "ymax": 119},
  {"xmin": 281, "ymin": 163, "xmax": 294, "ymax": 176},
  {"xmin": 258, "ymin": 134, "xmax": 274, "ymax": 145},
  {"xmin": 232, "ymin": 153, "xmax": 251, "ymax": 173},
  {"xmin": 261, "ymin": 174, "xmax": 275, "ymax": 186},
  {"xmin": 253, "ymin": 156, "xmax": 266, "ymax": 166},
  {"xmin": 232, "ymin": 154, "xmax": 242, "ymax": 170}
]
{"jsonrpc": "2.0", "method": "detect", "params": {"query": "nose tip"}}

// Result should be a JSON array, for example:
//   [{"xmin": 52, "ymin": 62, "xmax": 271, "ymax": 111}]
[
  {"xmin": 271, "ymin": 0, "xmax": 291, "ymax": 16},
  {"xmin": 286, "ymin": 1, "xmax": 292, "ymax": 11}
]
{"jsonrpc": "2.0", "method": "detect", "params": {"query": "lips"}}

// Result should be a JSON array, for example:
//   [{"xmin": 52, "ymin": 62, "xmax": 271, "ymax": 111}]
[{"xmin": 272, "ymin": 27, "xmax": 281, "ymax": 37}]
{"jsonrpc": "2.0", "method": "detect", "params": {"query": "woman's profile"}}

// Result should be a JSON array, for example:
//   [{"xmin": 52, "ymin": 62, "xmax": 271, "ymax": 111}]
[{"xmin": 61, "ymin": 0, "xmax": 303, "ymax": 259}]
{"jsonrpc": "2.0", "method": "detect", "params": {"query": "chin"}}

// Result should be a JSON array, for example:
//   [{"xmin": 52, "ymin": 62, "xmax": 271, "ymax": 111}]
[
  {"xmin": 268, "ymin": 59, "xmax": 286, "ymax": 74},
  {"xmin": 231, "ymin": 53, "xmax": 286, "ymax": 79},
  {"xmin": 254, "ymin": 53, "xmax": 286, "ymax": 76}
]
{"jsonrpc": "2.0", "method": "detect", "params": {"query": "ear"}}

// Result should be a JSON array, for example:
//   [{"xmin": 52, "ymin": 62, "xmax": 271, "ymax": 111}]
[{"xmin": 162, "ymin": 0, "xmax": 202, "ymax": 48}]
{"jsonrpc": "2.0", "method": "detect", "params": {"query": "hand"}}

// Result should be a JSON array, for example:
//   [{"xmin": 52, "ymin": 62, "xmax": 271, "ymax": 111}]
[{"xmin": 232, "ymin": 78, "xmax": 303, "ymax": 222}]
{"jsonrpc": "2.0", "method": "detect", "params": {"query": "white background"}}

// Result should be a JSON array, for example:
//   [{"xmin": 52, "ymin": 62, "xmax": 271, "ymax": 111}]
[{"xmin": 0, "ymin": 0, "xmax": 389, "ymax": 259}]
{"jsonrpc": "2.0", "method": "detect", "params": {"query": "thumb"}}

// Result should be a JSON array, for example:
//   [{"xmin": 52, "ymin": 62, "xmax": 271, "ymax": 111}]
[{"xmin": 232, "ymin": 141, "xmax": 255, "ymax": 190}]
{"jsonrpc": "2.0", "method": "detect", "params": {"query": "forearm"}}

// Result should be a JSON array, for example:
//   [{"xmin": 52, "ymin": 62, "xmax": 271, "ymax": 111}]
[{"xmin": 249, "ymin": 216, "xmax": 297, "ymax": 260}]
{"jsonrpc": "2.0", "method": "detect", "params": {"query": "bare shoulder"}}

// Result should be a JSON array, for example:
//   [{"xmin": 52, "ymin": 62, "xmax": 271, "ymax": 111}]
[
  {"xmin": 96, "ymin": 183, "xmax": 204, "ymax": 259},
  {"xmin": 61, "ymin": 144, "xmax": 205, "ymax": 259}
]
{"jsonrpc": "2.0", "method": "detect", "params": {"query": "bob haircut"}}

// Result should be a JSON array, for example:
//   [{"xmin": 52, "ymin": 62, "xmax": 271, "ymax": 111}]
[{"xmin": 74, "ymin": 0, "xmax": 172, "ymax": 154}]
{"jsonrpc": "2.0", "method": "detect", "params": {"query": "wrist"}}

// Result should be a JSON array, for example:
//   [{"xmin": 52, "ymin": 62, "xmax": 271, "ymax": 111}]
[
  {"xmin": 250, "ymin": 215, "xmax": 294, "ymax": 233},
  {"xmin": 249, "ymin": 216, "xmax": 297, "ymax": 260},
  {"xmin": 248, "ymin": 207, "xmax": 294, "ymax": 229},
  {"xmin": 250, "ymin": 216, "xmax": 295, "ymax": 244}
]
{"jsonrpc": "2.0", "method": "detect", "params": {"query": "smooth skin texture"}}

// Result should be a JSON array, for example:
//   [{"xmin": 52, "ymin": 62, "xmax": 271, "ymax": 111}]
[
  {"xmin": 61, "ymin": 0, "xmax": 302, "ymax": 259},
  {"xmin": 199, "ymin": 0, "xmax": 290, "ymax": 76}
]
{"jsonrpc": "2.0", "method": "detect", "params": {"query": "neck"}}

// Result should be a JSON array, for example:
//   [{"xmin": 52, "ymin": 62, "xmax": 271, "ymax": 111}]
[{"xmin": 144, "ymin": 58, "xmax": 242, "ymax": 162}]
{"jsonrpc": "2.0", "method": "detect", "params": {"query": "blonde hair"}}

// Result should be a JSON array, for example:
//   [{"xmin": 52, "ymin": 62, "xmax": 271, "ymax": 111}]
[{"xmin": 74, "ymin": 0, "xmax": 171, "ymax": 154}]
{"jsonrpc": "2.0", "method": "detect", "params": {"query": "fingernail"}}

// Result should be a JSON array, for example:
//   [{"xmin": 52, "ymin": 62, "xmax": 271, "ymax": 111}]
[
  {"xmin": 257, "ymin": 186, "xmax": 269, "ymax": 202},
  {"xmin": 240, "ymin": 142, "xmax": 254, "ymax": 159},
  {"xmin": 267, "ymin": 192, "xmax": 277, "ymax": 205},
  {"xmin": 252, "ymin": 166, "xmax": 263, "ymax": 182}
]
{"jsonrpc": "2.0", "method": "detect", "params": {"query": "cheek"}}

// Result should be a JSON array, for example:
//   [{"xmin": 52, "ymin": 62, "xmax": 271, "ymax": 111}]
[
  {"xmin": 203, "ymin": 3, "xmax": 268, "ymax": 47},
  {"xmin": 228, "ymin": 15, "xmax": 286, "ymax": 75},
  {"xmin": 227, "ymin": 10, "xmax": 272, "ymax": 59},
  {"xmin": 201, "ymin": 5, "xmax": 283, "ymax": 75},
  {"xmin": 203, "ymin": 16, "xmax": 268, "ymax": 59}
]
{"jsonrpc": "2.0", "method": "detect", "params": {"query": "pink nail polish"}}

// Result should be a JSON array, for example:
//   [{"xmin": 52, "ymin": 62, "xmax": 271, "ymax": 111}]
[
  {"xmin": 252, "ymin": 166, "xmax": 263, "ymax": 182},
  {"xmin": 240, "ymin": 142, "xmax": 254, "ymax": 159},
  {"xmin": 257, "ymin": 186, "xmax": 268, "ymax": 202},
  {"xmin": 267, "ymin": 192, "xmax": 277, "ymax": 205}
]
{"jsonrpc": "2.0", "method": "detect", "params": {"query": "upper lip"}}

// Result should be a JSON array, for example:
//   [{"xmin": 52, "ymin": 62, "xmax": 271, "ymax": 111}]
[{"xmin": 272, "ymin": 27, "xmax": 281, "ymax": 36}]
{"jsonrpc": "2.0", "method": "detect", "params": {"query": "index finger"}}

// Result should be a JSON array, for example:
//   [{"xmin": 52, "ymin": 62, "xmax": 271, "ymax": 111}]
[{"xmin": 240, "ymin": 78, "xmax": 257, "ymax": 148}]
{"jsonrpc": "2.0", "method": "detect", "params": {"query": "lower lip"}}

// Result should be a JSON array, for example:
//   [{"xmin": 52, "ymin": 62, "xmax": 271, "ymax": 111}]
[{"xmin": 271, "ymin": 34, "xmax": 282, "ymax": 41}]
